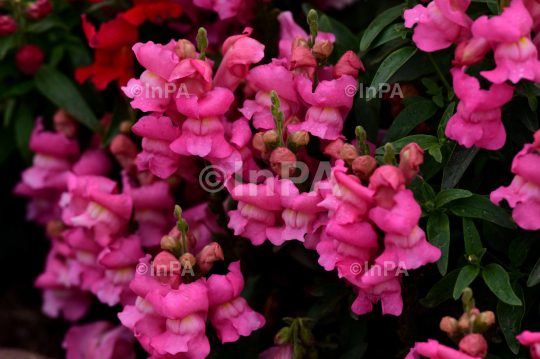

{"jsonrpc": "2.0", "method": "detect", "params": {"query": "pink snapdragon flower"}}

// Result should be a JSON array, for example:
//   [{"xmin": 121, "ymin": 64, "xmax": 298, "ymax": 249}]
[
  {"xmin": 353, "ymin": 265, "xmax": 403, "ymax": 316},
  {"xmin": 260, "ymin": 344, "xmax": 294, "ymax": 359},
  {"xmin": 472, "ymin": 0, "xmax": 540, "ymax": 83},
  {"xmin": 517, "ymin": 330, "xmax": 540, "ymax": 359},
  {"xmin": 525, "ymin": 0, "xmax": 540, "ymax": 33},
  {"xmin": 63, "ymin": 321, "xmax": 136, "ymax": 359},
  {"xmin": 213, "ymin": 28, "xmax": 265, "ymax": 92},
  {"xmin": 240, "ymin": 61, "xmax": 298, "ymax": 130},
  {"xmin": 287, "ymin": 74, "xmax": 357, "ymax": 140},
  {"xmin": 404, "ymin": 0, "xmax": 472, "ymax": 52},
  {"xmin": 206, "ymin": 262, "xmax": 265, "ymax": 343},
  {"xmin": 406, "ymin": 339, "xmax": 482, "ymax": 359},
  {"xmin": 193, "ymin": 0, "xmax": 243, "ymax": 20},
  {"xmin": 491, "ymin": 130, "xmax": 540, "ymax": 230},
  {"xmin": 169, "ymin": 58, "xmax": 213, "ymax": 117},
  {"xmin": 132, "ymin": 113, "xmax": 182, "ymax": 179},
  {"xmin": 445, "ymin": 67, "xmax": 514, "ymax": 150},
  {"xmin": 277, "ymin": 11, "xmax": 336, "ymax": 59}
]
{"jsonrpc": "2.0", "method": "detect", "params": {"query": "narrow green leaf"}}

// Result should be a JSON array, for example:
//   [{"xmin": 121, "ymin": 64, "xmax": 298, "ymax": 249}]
[
  {"xmin": 34, "ymin": 66, "xmax": 102, "ymax": 133},
  {"xmin": 367, "ymin": 46, "xmax": 418, "ymax": 101},
  {"xmin": 374, "ymin": 135, "xmax": 439, "ymax": 155},
  {"xmin": 419, "ymin": 269, "xmax": 460, "ymax": 308},
  {"xmin": 509, "ymin": 236, "xmax": 535, "ymax": 266},
  {"xmin": 366, "ymin": 23, "xmax": 403, "ymax": 50},
  {"xmin": 482, "ymin": 264, "xmax": 522, "ymax": 305},
  {"xmin": 453, "ymin": 265, "xmax": 480, "ymax": 300},
  {"xmin": 463, "ymin": 218, "xmax": 483, "ymax": 256},
  {"xmin": 435, "ymin": 189, "xmax": 472, "ymax": 208},
  {"xmin": 429, "ymin": 145, "xmax": 443, "ymax": 163},
  {"xmin": 449, "ymin": 194, "xmax": 517, "ymax": 229},
  {"xmin": 27, "ymin": 17, "xmax": 68, "ymax": 33},
  {"xmin": 441, "ymin": 145, "xmax": 479, "ymax": 190},
  {"xmin": 0, "ymin": 33, "xmax": 17, "ymax": 60},
  {"xmin": 383, "ymin": 100, "xmax": 439, "ymax": 142},
  {"xmin": 497, "ymin": 283, "xmax": 525, "ymax": 354},
  {"xmin": 422, "ymin": 78, "xmax": 440, "ymax": 95},
  {"xmin": 360, "ymin": 4, "xmax": 406, "ymax": 51},
  {"xmin": 528, "ymin": 257, "xmax": 540, "ymax": 287},
  {"xmin": 427, "ymin": 212, "xmax": 450, "ymax": 276},
  {"xmin": 421, "ymin": 183, "xmax": 436, "ymax": 203},
  {"xmin": 3, "ymin": 98, "xmax": 16, "ymax": 127}
]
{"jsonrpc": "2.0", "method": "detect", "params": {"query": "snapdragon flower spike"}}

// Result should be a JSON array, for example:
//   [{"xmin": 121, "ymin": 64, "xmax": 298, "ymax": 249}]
[
  {"xmin": 472, "ymin": 0, "xmax": 540, "ymax": 84},
  {"xmin": 491, "ymin": 130, "xmax": 540, "ymax": 230},
  {"xmin": 206, "ymin": 262, "xmax": 265, "ymax": 343},
  {"xmin": 517, "ymin": 331, "xmax": 540, "ymax": 359},
  {"xmin": 287, "ymin": 74, "xmax": 357, "ymax": 140},
  {"xmin": 445, "ymin": 67, "xmax": 514, "ymax": 150},
  {"xmin": 63, "ymin": 320, "xmax": 136, "ymax": 359},
  {"xmin": 131, "ymin": 114, "xmax": 182, "ymax": 179},
  {"xmin": 404, "ymin": 0, "xmax": 472, "ymax": 52},
  {"xmin": 213, "ymin": 28, "xmax": 265, "ymax": 92},
  {"xmin": 406, "ymin": 339, "xmax": 482, "ymax": 359}
]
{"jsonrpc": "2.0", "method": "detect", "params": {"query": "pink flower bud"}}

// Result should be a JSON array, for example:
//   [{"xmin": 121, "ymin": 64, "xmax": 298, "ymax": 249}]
[
  {"xmin": 473, "ymin": 311, "xmax": 495, "ymax": 334},
  {"xmin": 26, "ymin": 0, "xmax": 52, "ymax": 20},
  {"xmin": 459, "ymin": 334, "xmax": 488, "ymax": 358},
  {"xmin": 440, "ymin": 316, "xmax": 460, "ymax": 334},
  {"xmin": 399, "ymin": 143, "xmax": 424, "ymax": 185},
  {"xmin": 289, "ymin": 46, "xmax": 317, "ymax": 80},
  {"xmin": 110, "ymin": 134, "xmax": 138, "ymax": 170},
  {"xmin": 270, "ymin": 147, "xmax": 297, "ymax": 178},
  {"xmin": 119, "ymin": 121, "xmax": 132, "ymax": 134},
  {"xmin": 175, "ymin": 39, "xmax": 197, "ymax": 60},
  {"xmin": 287, "ymin": 131, "xmax": 309, "ymax": 153},
  {"xmin": 291, "ymin": 36, "xmax": 308, "ymax": 52},
  {"xmin": 0, "ymin": 15, "xmax": 17, "ymax": 35},
  {"xmin": 15, "ymin": 45, "xmax": 44, "ymax": 74},
  {"xmin": 452, "ymin": 38, "xmax": 491, "ymax": 67},
  {"xmin": 263, "ymin": 130, "xmax": 280, "ymax": 149},
  {"xmin": 179, "ymin": 253, "xmax": 196, "ymax": 269},
  {"xmin": 339, "ymin": 143, "xmax": 359, "ymax": 164},
  {"xmin": 53, "ymin": 109, "xmax": 78, "ymax": 139},
  {"xmin": 352, "ymin": 155, "xmax": 378, "ymax": 180},
  {"xmin": 160, "ymin": 235, "xmax": 179, "ymax": 251},
  {"xmin": 46, "ymin": 219, "xmax": 66, "ymax": 238},
  {"xmin": 197, "ymin": 242, "xmax": 224, "ymax": 273},
  {"xmin": 323, "ymin": 138, "xmax": 345, "ymax": 159},
  {"xmin": 153, "ymin": 251, "xmax": 181, "ymax": 287},
  {"xmin": 333, "ymin": 50, "xmax": 364, "ymax": 79},
  {"xmin": 313, "ymin": 39, "xmax": 334, "ymax": 62}
]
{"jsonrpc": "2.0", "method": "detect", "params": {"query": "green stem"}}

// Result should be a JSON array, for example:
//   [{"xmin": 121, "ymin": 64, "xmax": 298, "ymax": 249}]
[
  {"xmin": 427, "ymin": 53, "xmax": 452, "ymax": 95},
  {"xmin": 500, "ymin": 0, "xmax": 510, "ymax": 9},
  {"xmin": 181, "ymin": 229, "xmax": 187, "ymax": 254}
]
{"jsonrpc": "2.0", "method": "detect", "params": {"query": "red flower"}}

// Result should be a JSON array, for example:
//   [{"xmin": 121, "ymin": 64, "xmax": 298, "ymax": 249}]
[
  {"xmin": 75, "ymin": 14, "xmax": 138, "ymax": 90},
  {"xmin": 123, "ymin": 0, "xmax": 182, "ymax": 26}
]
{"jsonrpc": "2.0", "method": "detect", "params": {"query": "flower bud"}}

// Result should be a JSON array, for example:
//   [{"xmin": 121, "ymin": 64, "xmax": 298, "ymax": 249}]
[
  {"xmin": 180, "ymin": 253, "xmax": 196, "ymax": 269},
  {"xmin": 15, "ymin": 44, "xmax": 44, "ymax": 74},
  {"xmin": 284, "ymin": 114, "xmax": 301, "ymax": 138},
  {"xmin": 440, "ymin": 316, "xmax": 460, "ymax": 334},
  {"xmin": 274, "ymin": 327, "xmax": 292, "ymax": 345},
  {"xmin": 291, "ymin": 36, "xmax": 309, "ymax": 52},
  {"xmin": 289, "ymin": 46, "xmax": 317, "ymax": 80},
  {"xmin": 197, "ymin": 242, "xmax": 224, "ymax": 273},
  {"xmin": 352, "ymin": 156, "xmax": 378, "ymax": 181},
  {"xmin": 120, "ymin": 121, "xmax": 133, "ymax": 134},
  {"xmin": 174, "ymin": 204, "xmax": 182, "ymax": 219},
  {"xmin": 263, "ymin": 130, "xmax": 280, "ymax": 149},
  {"xmin": 473, "ymin": 311, "xmax": 495, "ymax": 334},
  {"xmin": 253, "ymin": 132, "xmax": 271, "ymax": 161},
  {"xmin": 46, "ymin": 219, "xmax": 66, "ymax": 238},
  {"xmin": 53, "ymin": 110, "xmax": 78, "ymax": 139},
  {"xmin": 339, "ymin": 144, "xmax": 359, "ymax": 165},
  {"xmin": 160, "ymin": 235, "xmax": 180, "ymax": 251},
  {"xmin": 0, "ymin": 15, "xmax": 17, "ymax": 35},
  {"xmin": 399, "ymin": 143, "xmax": 424, "ymax": 185},
  {"xmin": 287, "ymin": 131, "xmax": 309, "ymax": 154},
  {"xmin": 299, "ymin": 326, "xmax": 315, "ymax": 347},
  {"xmin": 153, "ymin": 251, "xmax": 181, "ymax": 286},
  {"xmin": 333, "ymin": 50, "xmax": 364, "ymax": 79},
  {"xmin": 110, "ymin": 134, "xmax": 138, "ymax": 170},
  {"xmin": 175, "ymin": 39, "xmax": 197, "ymax": 60},
  {"xmin": 452, "ymin": 38, "xmax": 490, "ymax": 67},
  {"xmin": 459, "ymin": 334, "xmax": 488, "ymax": 358},
  {"xmin": 313, "ymin": 39, "xmax": 333, "ymax": 62},
  {"xmin": 26, "ymin": 0, "xmax": 52, "ymax": 20},
  {"xmin": 323, "ymin": 139, "xmax": 345, "ymax": 159},
  {"xmin": 270, "ymin": 147, "xmax": 297, "ymax": 178}
]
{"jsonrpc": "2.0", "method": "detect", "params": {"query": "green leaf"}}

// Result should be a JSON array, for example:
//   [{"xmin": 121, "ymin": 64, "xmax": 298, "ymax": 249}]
[
  {"xmin": 497, "ymin": 282, "xmax": 525, "ymax": 354},
  {"xmin": 435, "ymin": 189, "xmax": 472, "ymax": 208},
  {"xmin": 453, "ymin": 265, "xmax": 480, "ymax": 300},
  {"xmin": 374, "ymin": 135, "xmax": 439, "ymax": 155},
  {"xmin": 441, "ymin": 145, "xmax": 479, "ymax": 190},
  {"xmin": 421, "ymin": 182, "xmax": 436, "ymax": 203},
  {"xmin": 482, "ymin": 264, "xmax": 522, "ymax": 305},
  {"xmin": 3, "ymin": 98, "xmax": 16, "ymax": 127},
  {"xmin": 0, "ymin": 33, "xmax": 18, "ymax": 60},
  {"xmin": 427, "ymin": 212, "xmax": 450, "ymax": 276},
  {"xmin": 367, "ymin": 46, "xmax": 417, "ymax": 101},
  {"xmin": 448, "ymin": 194, "xmax": 516, "ymax": 229},
  {"xmin": 432, "ymin": 92, "xmax": 444, "ymax": 108},
  {"xmin": 509, "ymin": 236, "xmax": 536, "ymax": 266},
  {"xmin": 360, "ymin": 4, "xmax": 406, "ymax": 51},
  {"xmin": 14, "ymin": 104, "xmax": 34, "ymax": 164},
  {"xmin": 419, "ymin": 269, "xmax": 460, "ymax": 308},
  {"xmin": 429, "ymin": 145, "xmax": 443, "ymax": 163},
  {"xmin": 462, "ymin": 218, "xmax": 483, "ymax": 256},
  {"xmin": 355, "ymin": 96, "xmax": 380, "ymax": 144},
  {"xmin": 528, "ymin": 257, "xmax": 540, "ymax": 287},
  {"xmin": 34, "ymin": 66, "xmax": 102, "ymax": 133},
  {"xmin": 49, "ymin": 45, "xmax": 65, "ymax": 67},
  {"xmin": 422, "ymin": 78, "xmax": 441, "ymax": 95},
  {"xmin": 27, "ymin": 17, "xmax": 68, "ymax": 33},
  {"xmin": 366, "ymin": 23, "xmax": 403, "ymax": 51},
  {"xmin": 383, "ymin": 100, "xmax": 439, "ymax": 142}
]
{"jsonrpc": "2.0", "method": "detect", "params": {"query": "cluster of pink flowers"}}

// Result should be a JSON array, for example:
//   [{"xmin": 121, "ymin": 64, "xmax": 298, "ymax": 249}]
[
  {"xmin": 491, "ymin": 129, "xmax": 540, "ymax": 230},
  {"xmin": 405, "ymin": 0, "xmax": 540, "ymax": 150}
]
